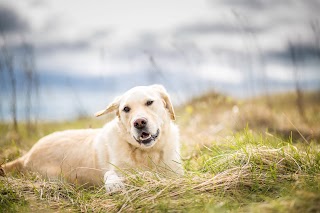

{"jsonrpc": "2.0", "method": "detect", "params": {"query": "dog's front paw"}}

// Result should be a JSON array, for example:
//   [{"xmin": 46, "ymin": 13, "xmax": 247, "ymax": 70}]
[{"xmin": 104, "ymin": 171, "xmax": 125, "ymax": 193}]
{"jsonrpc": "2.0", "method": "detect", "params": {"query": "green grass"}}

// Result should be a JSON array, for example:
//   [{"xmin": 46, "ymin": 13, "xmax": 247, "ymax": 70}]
[
  {"xmin": 0, "ymin": 180, "xmax": 28, "ymax": 213},
  {"xmin": 1, "ymin": 91, "xmax": 320, "ymax": 212},
  {"xmin": 1, "ymin": 129, "xmax": 319, "ymax": 212}
]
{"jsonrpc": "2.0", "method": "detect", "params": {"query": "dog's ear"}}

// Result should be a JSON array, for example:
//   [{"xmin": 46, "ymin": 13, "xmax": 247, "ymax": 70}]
[
  {"xmin": 151, "ymin": 84, "xmax": 176, "ymax": 120},
  {"xmin": 95, "ymin": 96, "xmax": 121, "ymax": 117}
]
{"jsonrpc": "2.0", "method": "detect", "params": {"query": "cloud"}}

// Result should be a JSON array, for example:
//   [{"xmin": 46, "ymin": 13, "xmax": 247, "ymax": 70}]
[
  {"xmin": 265, "ymin": 41, "xmax": 320, "ymax": 63},
  {"xmin": 217, "ymin": 0, "xmax": 320, "ymax": 16},
  {"xmin": 37, "ymin": 40, "xmax": 91, "ymax": 54},
  {"xmin": 198, "ymin": 64, "xmax": 244, "ymax": 84},
  {"xmin": 28, "ymin": 0, "xmax": 48, "ymax": 7},
  {"xmin": 89, "ymin": 29, "xmax": 111, "ymax": 40},
  {"xmin": 213, "ymin": 0, "xmax": 292, "ymax": 11},
  {"xmin": 113, "ymin": 33, "xmax": 173, "ymax": 59},
  {"xmin": 175, "ymin": 21, "xmax": 264, "ymax": 37},
  {"xmin": 305, "ymin": 0, "xmax": 320, "ymax": 11},
  {"xmin": 36, "ymin": 29, "xmax": 111, "ymax": 54},
  {"xmin": 0, "ymin": 5, "xmax": 29, "ymax": 33}
]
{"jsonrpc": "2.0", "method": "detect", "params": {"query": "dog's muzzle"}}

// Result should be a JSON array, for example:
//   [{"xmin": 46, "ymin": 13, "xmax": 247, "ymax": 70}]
[{"xmin": 134, "ymin": 129, "xmax": 160, "ymax": 145}]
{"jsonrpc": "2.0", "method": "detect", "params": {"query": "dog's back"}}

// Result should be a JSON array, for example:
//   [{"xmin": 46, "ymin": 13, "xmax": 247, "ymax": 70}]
[{"xmin": 2, "ymin": 129, "xmax": 103, "ymax": 185}]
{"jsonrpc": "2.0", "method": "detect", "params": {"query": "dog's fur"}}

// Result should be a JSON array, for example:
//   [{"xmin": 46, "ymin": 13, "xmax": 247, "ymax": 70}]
[{"xmin": 1, "ymin": 85, "xmax": 183, "ymax": 192}]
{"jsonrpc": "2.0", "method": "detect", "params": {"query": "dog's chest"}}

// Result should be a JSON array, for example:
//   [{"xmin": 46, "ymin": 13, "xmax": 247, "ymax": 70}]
[{"xmin": 130, "ymin": 149, "xmax": 164, "ymax": 169}]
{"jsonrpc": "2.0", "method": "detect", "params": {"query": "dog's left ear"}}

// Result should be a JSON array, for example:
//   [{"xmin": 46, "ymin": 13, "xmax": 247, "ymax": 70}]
[
  {"xmin": 95, "ymin": 96, "xmax": 121, "ymax": 117},
  {"xmin": 151, "ymin": 84, "xmax": 176, "ymax": 120}
]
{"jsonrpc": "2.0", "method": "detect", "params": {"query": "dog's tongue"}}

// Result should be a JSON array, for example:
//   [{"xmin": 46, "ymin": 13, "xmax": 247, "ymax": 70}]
[{"xmin": 141, "ymin": 132, "xmax": 151, "ymax": 139}]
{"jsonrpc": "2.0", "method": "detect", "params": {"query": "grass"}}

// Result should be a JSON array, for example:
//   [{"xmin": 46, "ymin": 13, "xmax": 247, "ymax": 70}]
[
  {"xmin": 1, "ymin": 91, "xmax": 320, "ymax": 212},
  {"xmin": 0, "ymin": 180, "xmax": 28, "ymax": 213}
]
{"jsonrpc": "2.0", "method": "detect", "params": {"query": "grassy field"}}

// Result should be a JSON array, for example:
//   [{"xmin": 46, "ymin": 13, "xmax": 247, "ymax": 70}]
[{"xmin": 1, "ymin": 91, "xmax": 320, "ymax": 212}]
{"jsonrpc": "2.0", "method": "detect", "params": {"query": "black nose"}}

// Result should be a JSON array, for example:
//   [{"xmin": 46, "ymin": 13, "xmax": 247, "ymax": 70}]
[{"xmin": 134, "ymin": 118, "xmax": 148, "ymax": 129}]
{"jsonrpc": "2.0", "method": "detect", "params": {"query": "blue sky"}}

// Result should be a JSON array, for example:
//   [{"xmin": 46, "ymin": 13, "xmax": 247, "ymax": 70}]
[{"xmin": 0, "ymin": 0, "xmax": 319, "ymax": 120}]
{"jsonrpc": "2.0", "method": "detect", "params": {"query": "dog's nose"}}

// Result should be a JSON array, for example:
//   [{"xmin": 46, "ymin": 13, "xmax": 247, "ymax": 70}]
[{"xmin": 134, "ymin": 118, "xmax": 148, "ymax": 129}]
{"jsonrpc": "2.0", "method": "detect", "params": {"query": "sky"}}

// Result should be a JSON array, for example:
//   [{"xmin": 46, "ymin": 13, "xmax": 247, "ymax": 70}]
[
  {"xmin": 0, "ymin": 0, "xmax": 320, "ymax": 120},
  {"xmin": 1, "ymin": 0, "xmax": 319, "ymax": 76}
]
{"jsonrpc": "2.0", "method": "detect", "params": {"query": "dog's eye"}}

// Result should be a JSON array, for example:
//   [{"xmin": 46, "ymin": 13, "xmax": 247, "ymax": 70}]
[
  {"xmin": 146, "ymin": 100, "xmax": 154, "ymax": 106},
  {"xmin": 123, "ymin": 106, "xmax": 131, "ymax": 113}
]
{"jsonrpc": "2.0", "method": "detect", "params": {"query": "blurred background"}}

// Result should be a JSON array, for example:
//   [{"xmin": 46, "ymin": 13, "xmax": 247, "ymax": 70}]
[{"xmin": 0, "ymin": 0, "xmax": 319, "ymax": 124}]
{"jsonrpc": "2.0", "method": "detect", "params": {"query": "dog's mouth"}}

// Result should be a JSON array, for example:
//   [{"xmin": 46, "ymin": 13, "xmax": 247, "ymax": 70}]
[{"xmin": 134, "ymin": 129, "xmax": 160, "ymax": 145}]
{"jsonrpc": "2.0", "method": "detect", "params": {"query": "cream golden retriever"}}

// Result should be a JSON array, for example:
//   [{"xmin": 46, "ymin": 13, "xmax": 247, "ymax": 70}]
[{"xmin": 1, "ymin": 85, "xmax": 183, "ymax": 192}]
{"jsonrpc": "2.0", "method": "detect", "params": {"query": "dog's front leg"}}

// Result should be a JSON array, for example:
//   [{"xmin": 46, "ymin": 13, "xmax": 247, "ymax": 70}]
[{"xmin": 104, "ymin": 170, "xmax": 125, "ymax": 193}]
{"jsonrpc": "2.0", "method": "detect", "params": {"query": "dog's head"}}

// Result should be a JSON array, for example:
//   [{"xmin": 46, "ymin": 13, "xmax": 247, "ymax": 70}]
[{"xmin": 95, "ymin": 84, "xmax": 175, "ymax": 148}]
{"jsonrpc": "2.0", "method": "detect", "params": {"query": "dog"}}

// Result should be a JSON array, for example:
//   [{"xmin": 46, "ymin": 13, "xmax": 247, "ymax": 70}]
[{"xmin": 1, "ymin": 84, "xmax": 183, "ymax": 192}]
